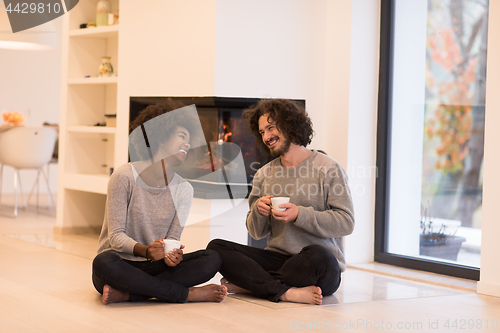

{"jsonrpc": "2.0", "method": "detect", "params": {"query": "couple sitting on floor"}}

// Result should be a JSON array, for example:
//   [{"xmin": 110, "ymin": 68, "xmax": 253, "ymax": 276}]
[{"xmin": 92, "ymin": 98, "xmax": 355, "ymax": 305}]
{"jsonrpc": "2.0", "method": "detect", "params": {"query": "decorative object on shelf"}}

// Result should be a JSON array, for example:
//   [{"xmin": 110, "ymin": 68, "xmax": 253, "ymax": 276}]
[
  {"xmin": 80, "ymin": 23, "xmax": 87, "ymax": 29},
  {"xmin": 99, "ymin": 56, "xmax": 114, "ymax": 77},
  {"xmin": 96, "ymin": 0, "xmax": 111, "ymax": 27},
  {"xmin": 105, "ymin": 114, "xmax": 116, "ymax": 127},
  {"xmin": 108, "ymin": 13, "xmax": 119, "ymax": 26},
  {"xmin": 1, "ymin": 108, "xmax": 30, "ymax": 126},
  {"xmin": 87, "ymin": 21, "xmax": 96, "ymax": 28}
]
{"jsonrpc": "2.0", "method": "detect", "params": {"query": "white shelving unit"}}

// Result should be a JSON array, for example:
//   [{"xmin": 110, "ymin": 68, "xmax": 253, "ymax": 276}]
[{"xmin": 57, "ymin": 0, "xmax": 124, "ymax": 233}]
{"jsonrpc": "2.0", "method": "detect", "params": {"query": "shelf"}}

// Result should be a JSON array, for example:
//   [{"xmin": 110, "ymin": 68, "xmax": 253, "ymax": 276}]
[
  {"xmin": 63, "ymin": 173, "xmax": 110, "ymax": 195},
  {"xmin": 58, "ymin": 1, "xmax": 121, "ymax": 232},
  {"xmin": 68, "ymin": 125, "xmax": 116, "ymax": 134},
  {"xmin": 69, "ymin": 25, "xmax": 119, "ymax": 38},
  {"xmin": 68, "ymin": 77, "xmax": 118, "ymax": 84}
]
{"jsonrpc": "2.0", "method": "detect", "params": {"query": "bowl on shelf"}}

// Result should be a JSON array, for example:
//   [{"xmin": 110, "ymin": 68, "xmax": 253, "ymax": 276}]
[{"xmin": 1, "ymin": 108, "xmax": 30, "ymax": 126}]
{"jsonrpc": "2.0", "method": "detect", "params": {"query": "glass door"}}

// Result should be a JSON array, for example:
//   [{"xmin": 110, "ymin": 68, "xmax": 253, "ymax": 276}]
[{"xmin": 375, "ymin": 0, "xmax": 488, "ymax": 279}]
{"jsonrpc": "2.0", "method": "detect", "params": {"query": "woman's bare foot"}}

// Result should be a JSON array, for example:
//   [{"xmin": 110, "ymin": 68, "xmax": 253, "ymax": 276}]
[
  {"xmin": 186, "ymin": 284, "xmax": 228, "ymax": 302},
  {"xmin": 280, "ymin": 286, "xmax": 323, "ymax": 305},
  {"xmin": 220, "ymin": 277, "xmax": 252, "ymax": 294},
  {"xmin": 102, "ymin": 284, "xmax": 131, "ymax": 305}
]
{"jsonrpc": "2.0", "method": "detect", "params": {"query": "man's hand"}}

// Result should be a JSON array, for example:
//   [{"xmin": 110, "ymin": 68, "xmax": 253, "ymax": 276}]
[
  {"xmin": 148, "ymin": 239, "xmax": 166, "ymax": 261},
  {"xmin": 257, "ymin": 195, "xmax": 274, "ymax": 216},
  {"xmin": 272, "ymin": 203, "xmax": 299, "ymax": 223},
  {"xmin": 164, "ymin": 244, "xmax": 185, "ymax": 267}
]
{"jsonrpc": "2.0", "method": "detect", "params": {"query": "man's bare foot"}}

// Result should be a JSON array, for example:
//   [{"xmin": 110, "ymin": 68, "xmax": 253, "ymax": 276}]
[
  {"xmin": 102, "ymin": 284, "xmax": 131, "ymax": 305},
  {"xmin": 186, "ymin": 284, "xmax": 228, "ymax": 303},
  {"xmin": 220, "ymin": 277, "xmax": 252, "ymax": 294},
  {"xmin": 280, "ymin": 286, "xmax": 323, "ymax": 305}
]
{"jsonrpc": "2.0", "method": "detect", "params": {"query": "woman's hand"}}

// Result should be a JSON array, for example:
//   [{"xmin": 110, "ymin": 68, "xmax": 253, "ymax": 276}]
[
  {"xmin": 147, "ymin": 239, "xmax": 166, "ymax": 261},
  {"xmin": 164, "ymin": 245, "xmax": 185, "ymax": 267}
]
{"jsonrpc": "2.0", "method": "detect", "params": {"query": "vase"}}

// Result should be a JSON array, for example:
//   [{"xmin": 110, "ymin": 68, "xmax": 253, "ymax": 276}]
[
  {"xmin": 419, "ymin": 233, "xmax": 467, "ymax": 261},
  {"xmin": 99, "ymin": 56, "xmax": 113, "ymax": 77},
  {"xmin": 96, "ymin": 0, "xmax": 111, "ymax": 27}
]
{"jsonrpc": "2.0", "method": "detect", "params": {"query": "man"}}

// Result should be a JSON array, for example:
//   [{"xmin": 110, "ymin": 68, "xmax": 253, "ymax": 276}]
[{"xmin": 207, "ymin": 99, "xmax": 354, "ymax": 305}]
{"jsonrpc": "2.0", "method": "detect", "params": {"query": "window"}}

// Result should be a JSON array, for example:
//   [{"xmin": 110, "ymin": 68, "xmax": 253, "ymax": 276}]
[{"xmin": 375, "ymin": 0, "xmax": 488, "ymax": 280}]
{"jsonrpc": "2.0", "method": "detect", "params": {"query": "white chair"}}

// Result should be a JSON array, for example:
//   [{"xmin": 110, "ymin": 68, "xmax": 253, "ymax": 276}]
[{"xmin": 0, "ymin": 126, "xmax": 58, "ymax": 216}]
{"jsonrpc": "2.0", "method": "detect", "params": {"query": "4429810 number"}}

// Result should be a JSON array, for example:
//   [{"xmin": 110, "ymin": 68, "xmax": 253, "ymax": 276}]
[
  {"xmin": 6, "ymin": 2, "xmax": 62, "ymax": 14},
  {"xmin": 444, "ymin": 319, "xmax": 499, "ymax": 330}
]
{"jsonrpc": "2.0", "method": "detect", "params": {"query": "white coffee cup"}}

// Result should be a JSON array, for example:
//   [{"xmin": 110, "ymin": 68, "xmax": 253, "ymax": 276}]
[
  {"xmin": 163, "ymin": 239, "xmax": 182, "ymax": 256},
  {"xmin": 271, "ymin": 197, "xmax": 290, "ymax": 211}
]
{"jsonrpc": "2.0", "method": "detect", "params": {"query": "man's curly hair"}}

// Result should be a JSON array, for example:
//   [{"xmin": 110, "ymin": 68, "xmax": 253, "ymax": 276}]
[
  {"xmin": 129, "ymin": 99, "xmax": 201, "ymax": 161},
  {"xmin": 243, "ymin": 99, "xmax": 314, "ymax": 155}
]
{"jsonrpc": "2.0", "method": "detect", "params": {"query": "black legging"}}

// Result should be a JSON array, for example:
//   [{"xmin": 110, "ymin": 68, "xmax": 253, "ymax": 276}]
[
  {"xmin": 207, "ymin": 239, "xmax": 341, "ymax": 302},
  {"xmin": 92, "ymin": 249, "xmax": 221, "ymax": 303}
]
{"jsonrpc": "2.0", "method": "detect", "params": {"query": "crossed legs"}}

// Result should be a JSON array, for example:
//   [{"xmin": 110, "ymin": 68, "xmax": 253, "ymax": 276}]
[
  {"xmin": 207, "ymin": 239, "xmax": 341, "ymax": 305},
  {"xmin": 92, "ymin": 249, "xmax": 227, "ymax": 304}
]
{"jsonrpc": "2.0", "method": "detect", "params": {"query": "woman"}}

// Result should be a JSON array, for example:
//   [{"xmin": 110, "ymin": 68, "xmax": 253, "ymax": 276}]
[{"xmin": 92, "ymin": 100, "xmax": 227, "ymax": 304}]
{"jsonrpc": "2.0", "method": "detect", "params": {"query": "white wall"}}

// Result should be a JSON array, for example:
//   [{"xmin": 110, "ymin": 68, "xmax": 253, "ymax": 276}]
[
  {"xmin": 344, "ymin": 0, "xmax": 380, "ymax": 264},
  {"xmin": 477, "ymin": 0, "xmax": 500, "ymax": 297},
  {"xmin": 323, "ymin": 0, "xmax": 352, "ymax": 169},
  {"xmin": 0, "ymin": 17, "xmax": 62, "ymax": 195},
  {"xmin": 118, "ymin": 0, "xmax": 217, "ymax": 98}
]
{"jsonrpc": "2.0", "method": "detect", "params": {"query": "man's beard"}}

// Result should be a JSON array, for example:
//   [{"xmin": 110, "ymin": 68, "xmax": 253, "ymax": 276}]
[{"xmin": 269, "ymin": 136, "xmax": 291, "ymax": 157}]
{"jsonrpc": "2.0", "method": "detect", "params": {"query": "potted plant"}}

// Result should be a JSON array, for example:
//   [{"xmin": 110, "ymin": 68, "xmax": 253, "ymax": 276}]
[{"xmin": 419, "ymin": 204, "xmax": 466, "ymax": 261}]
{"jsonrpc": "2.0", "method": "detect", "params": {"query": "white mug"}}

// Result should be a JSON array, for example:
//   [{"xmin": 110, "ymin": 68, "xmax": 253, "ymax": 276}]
[
  {"xmin": 163, "ymin": 239, "xmax": 182, "ymax": 256},
  {"xmin": 271, "ymin": 197, "xmax": 290, "ymax": 211}
]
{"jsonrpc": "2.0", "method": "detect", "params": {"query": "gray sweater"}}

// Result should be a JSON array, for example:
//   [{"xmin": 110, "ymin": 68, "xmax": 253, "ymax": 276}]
[
  {"xmin": 97, "ymin": 163, "xmax": 193, "ymax": 261},
  {"xmin": 246, "ymin": 150, "xmax": 355, "ymax": 271}
]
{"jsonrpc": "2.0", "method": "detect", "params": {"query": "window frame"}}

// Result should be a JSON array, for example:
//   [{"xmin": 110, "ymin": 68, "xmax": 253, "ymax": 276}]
[{"xmin": 374, "ymin": 0, "xmax": 480, "ymax": 281}]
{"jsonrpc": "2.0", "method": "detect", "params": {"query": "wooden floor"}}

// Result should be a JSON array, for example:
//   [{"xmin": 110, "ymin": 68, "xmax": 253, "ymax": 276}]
[{"xmin": 1, "ymin": 199, "xmax": 500, "ymax": 332}]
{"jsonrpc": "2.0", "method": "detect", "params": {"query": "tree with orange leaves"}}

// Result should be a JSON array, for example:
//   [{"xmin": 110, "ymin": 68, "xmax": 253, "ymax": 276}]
[{"xmin": 423, "ymin": 0, "xmax": 488, "ymax": 228}]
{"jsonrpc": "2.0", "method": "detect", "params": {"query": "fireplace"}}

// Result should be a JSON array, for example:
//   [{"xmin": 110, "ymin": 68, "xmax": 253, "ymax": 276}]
[{"xmin": 129, "ymin": 97, "xmax": 304, "ymax": 199}]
